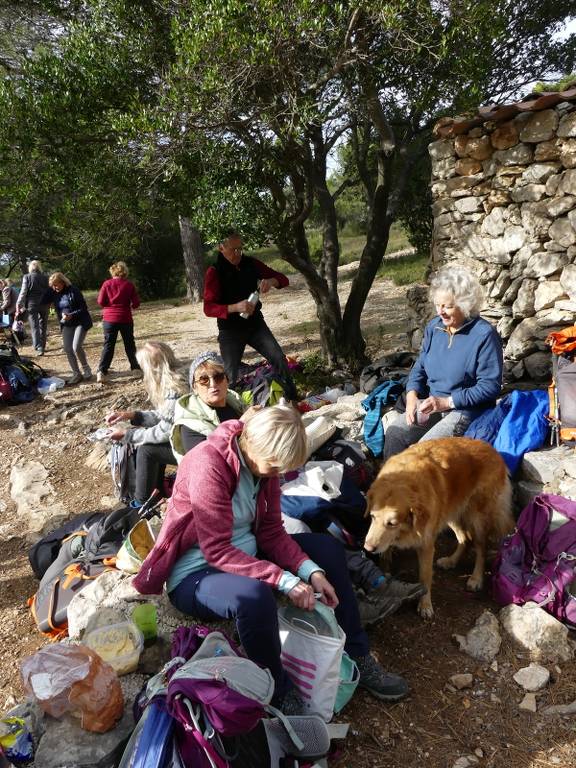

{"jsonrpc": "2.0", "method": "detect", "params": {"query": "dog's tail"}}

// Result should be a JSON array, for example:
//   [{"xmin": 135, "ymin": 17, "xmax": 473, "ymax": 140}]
[{"xmin": 493, "ymin": 473, "xmax": 515, "ymax": 539}]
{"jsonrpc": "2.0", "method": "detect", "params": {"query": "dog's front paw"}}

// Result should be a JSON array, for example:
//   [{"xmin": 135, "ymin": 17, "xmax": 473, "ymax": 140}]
[
  {"xmin": 436, "ymin": 556, "xmax": 455, "ymax": 571},
  {"xmin": 417, "ymin": 595, "xmax": 434, "ymax": 619},
  {"xmin": 466, "ymin": 575, "xmax": 483, "ymax": 592}
]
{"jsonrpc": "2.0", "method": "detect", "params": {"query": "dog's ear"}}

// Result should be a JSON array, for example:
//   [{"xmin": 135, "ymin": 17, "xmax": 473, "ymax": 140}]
[{"xmin": 409, "ymin": 504, "xmax": 430, "ymax": 537}]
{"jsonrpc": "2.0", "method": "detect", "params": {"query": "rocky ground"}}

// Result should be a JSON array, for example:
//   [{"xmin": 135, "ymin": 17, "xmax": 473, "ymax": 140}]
[{"xmin": 1, "ymin": 265, "xmax": 576, "ymax": 768}]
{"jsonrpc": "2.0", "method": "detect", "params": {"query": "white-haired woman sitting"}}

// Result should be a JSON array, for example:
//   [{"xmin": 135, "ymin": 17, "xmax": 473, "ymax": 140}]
[
  {"xmin": 106, "ymin": 341, "xmax": 187, "ymax": 504},
  {"xmin": 134, "ymin": 405, "xmax": 408, "ymax": 712},
  {"xmin": 383, "ymin": 264, "xmax": 503, "ymax": 461}
]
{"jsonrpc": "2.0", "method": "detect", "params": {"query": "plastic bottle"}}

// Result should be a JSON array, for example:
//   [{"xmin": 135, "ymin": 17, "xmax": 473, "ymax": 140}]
[{"xmin": 240, "ymin": 289, "xmax": 259, "ymax": 319}]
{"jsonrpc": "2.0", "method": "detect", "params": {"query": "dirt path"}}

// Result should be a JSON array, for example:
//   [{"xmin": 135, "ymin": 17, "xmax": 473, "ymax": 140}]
[{"xmin": 1, "ymin": 268, "xmax": 575, "ymax": 768}]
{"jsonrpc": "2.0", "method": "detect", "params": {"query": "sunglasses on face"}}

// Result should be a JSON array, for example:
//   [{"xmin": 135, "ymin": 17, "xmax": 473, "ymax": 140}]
[{"xmin": 195, "ymin": 372, "xmax": 227, "ymax": 387}]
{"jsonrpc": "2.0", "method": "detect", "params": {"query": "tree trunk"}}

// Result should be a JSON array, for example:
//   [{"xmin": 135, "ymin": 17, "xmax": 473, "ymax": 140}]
[
  {"xmin": 341, "ymin": 188, "xmax": 392, "ymax": 368},
  {"xmin": 278, "ymin": 225, "xmax": 343, "ymax": 367},
  {"xmin": 178, "ymin": 215, "xmax": 204, "ymax": 302}
]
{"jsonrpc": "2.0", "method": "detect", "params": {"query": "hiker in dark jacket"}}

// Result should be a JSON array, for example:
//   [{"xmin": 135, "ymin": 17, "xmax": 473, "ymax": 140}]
[
  {"xmin": 17, "ymin": 260, "xmax": 50, "ymax": 356},
  {"xmin": 203, "ymin": 229, "xmax": 298, "ymax": 400},
  {"xmin": 382, "ymin": 265, "xmax": 503, "ymax": 461},
  {"xmin": 46, "ymin": 272, "xmax": 94, "ymax": 384}
]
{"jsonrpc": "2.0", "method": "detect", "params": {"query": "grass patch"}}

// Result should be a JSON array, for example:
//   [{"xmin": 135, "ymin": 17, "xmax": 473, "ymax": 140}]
[
  {"xmin": 378, "ymin": 252, "xmax": 428, "ymax": 286},
  {"xmin": 289, "ymin": 319, "xmax": 319, "ymax": 336},
  {"xmin": 253, "ymin": 223, "xmax": 411, "ymax": 272}
]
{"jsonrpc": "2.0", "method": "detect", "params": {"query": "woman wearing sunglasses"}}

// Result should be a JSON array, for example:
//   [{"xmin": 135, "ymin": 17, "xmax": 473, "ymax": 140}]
[
  {"xmin": 170, "ymin": 350, "xmax": 246, "ymax": 463},
  {"xmin": 105, "ymin": 341, "xmax": 187, "ymax": 505}
]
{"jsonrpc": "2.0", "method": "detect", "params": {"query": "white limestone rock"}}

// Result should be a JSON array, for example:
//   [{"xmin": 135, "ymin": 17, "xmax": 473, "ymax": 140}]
[
  {"xmin": 9, "ymin": 461, "xmax": 67, "ymax": 541},
  {"xmin": 557, "ymin": 111, "xmax": 576, "ymax": 138},
  {"xmin": 560, "ymin": 263, "xmax": 576, "ymax": 301},
  {"xmin": 500, "ymin": 602, "xmax": 574, "ymax": 663},
  {"xmin": 518, "ymin": 692, "xmax": 538, "ymax": 712},
  {"xmin": 519, "ymin": 110, "xmax": 559, "ymax": 143},
  {"xmin": 513, "ymin": 663, "xmax": 550, "ymax": 692},
  {"xmin": 548, "ymin": 218, "xmax": 576, "ymax": 248},
  {"xmin": 534, "ymin": 281, "xmax": 568, "ymax": 312},
  {"xmin": 520, "ymin": 447, "xmax": 572, "ymax": 485},
  {"xmin": 454, "ymin": 611, "xmax": 501, "ymax": 662},
  {"xmin": 525, "ymin": 251, "xmax": 569, "ymax": 278}
]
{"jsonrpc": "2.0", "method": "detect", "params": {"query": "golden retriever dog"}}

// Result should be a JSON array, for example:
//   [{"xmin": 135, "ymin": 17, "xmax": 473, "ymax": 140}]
[{"xmin": 364, "ymin": 437, "xmax": 513, "ymax": 618}]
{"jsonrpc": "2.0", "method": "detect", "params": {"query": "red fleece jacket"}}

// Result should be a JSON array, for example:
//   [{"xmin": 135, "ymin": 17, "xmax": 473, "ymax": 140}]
[
  {"xmin": 133, "ymin": 420, "xmax": 309, "ymax": 595},
  {"xmin": 97, "ymin": 277, "xmax": 140, "ymax": 323}
]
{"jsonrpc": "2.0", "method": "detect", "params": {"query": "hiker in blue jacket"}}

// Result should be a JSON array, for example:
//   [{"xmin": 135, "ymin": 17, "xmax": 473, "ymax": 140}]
[{"xmin": 382, "ymin": 265, "xmax": 503, "ymax": 460}]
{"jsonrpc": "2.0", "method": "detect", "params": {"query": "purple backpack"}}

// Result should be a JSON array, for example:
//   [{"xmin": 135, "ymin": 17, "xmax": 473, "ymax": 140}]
[{"xmin": 492, "ymin": 493, "xmax": 576, "ymax": 628}]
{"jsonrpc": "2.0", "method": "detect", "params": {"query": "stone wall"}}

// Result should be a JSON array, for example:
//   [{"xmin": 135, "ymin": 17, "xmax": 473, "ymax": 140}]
[{"xmin": 423, "ymin": 97, "xmax": 576, "ymax": 382}]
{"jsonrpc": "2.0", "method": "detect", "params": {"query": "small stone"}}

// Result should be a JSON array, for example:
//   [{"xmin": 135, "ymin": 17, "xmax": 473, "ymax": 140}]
[
  {"xmin": 474, "ymin": 748, "xmax": 484, "ymax": 758},
  {"xmin": 490, "ymin": 660, "xmax": 498, "ymax": 672},
  {"xmin": 513, "ymin": 663, "xmax": 550, "ymax": 692},
  {"xmin": 519, "ymin": 693, "xmax": 538, "ymax": 712},
  {"xmin": 490, "ymin": 693, "xmax": 501, "ymax": 703},
  {"xmin": 450, "ymin": 673, "xmax": 474, "ymax": 690}
]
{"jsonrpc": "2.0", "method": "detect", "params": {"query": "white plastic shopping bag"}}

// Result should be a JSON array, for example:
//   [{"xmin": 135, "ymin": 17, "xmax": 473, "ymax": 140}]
[{"xmin": 278, "ymin": 602, "xmax": 358, "ymax": 721}]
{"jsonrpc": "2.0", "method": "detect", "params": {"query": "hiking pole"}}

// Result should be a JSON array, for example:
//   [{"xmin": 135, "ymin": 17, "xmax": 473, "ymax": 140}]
[{"xmin": 138, "ymin": 489, "xmax": 163, "ymax": 521}]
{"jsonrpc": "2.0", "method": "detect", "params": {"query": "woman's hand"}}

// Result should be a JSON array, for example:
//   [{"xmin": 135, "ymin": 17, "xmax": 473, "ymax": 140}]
[
  {"xmin": 287, "ymin": 580, "xmax": 316, "ymax": 611},
  {"xmin": 106, "ymin": 410, "xmax": 135, "ymax": 425},
  {"xmin": 419, "ymin": 395, "xmax": 451, "ymax": 415},
  {"xmin": 405, "ymin": 390, "xmax": 419, "ymax": 425},
  {"xmin": 310, "ymin": 571, "xmax": 339, "ymax": 609},
  {"xmin": 109, "ymin": 428, "xmax": 127, "ymax": 441},
  {"xmin": 62, "ymin": 313, "xmax": 71, "ymax": 322}
]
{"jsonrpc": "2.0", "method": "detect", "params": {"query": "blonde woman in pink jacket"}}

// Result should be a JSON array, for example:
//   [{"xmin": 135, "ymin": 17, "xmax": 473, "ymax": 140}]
[{"xmin": 134, "ymin": 405, "xmax": 408, "ymax": 713}]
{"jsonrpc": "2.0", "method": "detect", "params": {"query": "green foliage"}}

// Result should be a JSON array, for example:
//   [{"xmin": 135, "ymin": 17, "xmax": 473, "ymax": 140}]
[
  {"xmin": 0, "ymin": 0, "xmax": 574, "ymax": 363},
  {"xmin": 534, "ymin": 73, "xmax": 576, "ymax": 93},
  {"xmin": 378, "ymin": 252, "xmax": 428, "ymax": 286}
]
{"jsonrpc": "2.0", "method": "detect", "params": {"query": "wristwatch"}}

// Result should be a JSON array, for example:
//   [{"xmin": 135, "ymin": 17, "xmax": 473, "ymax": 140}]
[{"xmin": 447, "ymin": 396, "xmax": 455, "ymax": 409}]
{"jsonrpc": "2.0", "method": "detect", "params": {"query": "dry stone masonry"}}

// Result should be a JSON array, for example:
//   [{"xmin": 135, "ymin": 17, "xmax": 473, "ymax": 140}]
[{"xmin": 422, "ymin": 89, "xmax": 576, "ymax": 382}]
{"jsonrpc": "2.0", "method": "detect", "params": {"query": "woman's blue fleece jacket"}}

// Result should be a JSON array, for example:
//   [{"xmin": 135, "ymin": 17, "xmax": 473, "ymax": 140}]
[{"xmin": 406, "ymin": 315, "xmax": 503, "ymax": 418}]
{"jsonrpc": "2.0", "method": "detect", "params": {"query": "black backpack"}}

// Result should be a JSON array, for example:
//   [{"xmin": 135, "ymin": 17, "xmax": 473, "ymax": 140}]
[
  {"xmin": 28, "ymin": 510, "xmax": 105, "ymax": 580},
  {"xmin": 29, "ymin": 498, "xmax": 162, "ymax": 635},
  {"xmin": 359, "ymin": 351, "xmax": 416, "ymax": 394}
]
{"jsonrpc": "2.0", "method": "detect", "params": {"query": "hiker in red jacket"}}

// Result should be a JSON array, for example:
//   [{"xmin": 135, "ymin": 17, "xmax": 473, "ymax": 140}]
[
  {"xmin": 96, "ymin": 261, "xmax": 141, "ymax": 384},
  {"xmin": 134, "ymin": 404, "xmax": 408, "ymax": 713},
  {"xmin": 203, "ymin": 229, "xmax": 298, "ymax": 400}
]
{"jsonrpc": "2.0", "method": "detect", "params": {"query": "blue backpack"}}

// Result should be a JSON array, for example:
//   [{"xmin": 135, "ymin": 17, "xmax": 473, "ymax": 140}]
[
  {"xmin": 465, "ymin": 389, "xmax": 549, "ymax": 475},
  {"xmin": 4, "ymin": 364, "xmax": 35, "ymax": 403}
]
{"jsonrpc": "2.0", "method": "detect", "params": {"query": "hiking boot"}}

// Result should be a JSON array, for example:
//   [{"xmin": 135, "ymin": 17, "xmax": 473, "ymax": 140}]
[
  {"xmin": 82, "ymin": 368, "xmax": 93, "ymax": 380},
  {"xmin": 374, "ymin": 576, "xmax": 427, "ymax": 603},
  {"xmin": 35, "ymin": 348, "xmax": 44, "ymax": 357},
  {"xmin": 354, "ymin": 654, "xmax": 409, "ymax": 702},
  {"xmin": 280, "ymin": 688, "xmax": 307, "ymax": 716},
  {"xmin": 131, "ymin": 368, "xmax": 143, "ymax": 380},
  {"xmin": 357, "ymin": 592, "xmax": 402, "ymax": 627},
  {"xmin": 96, "ymin": 371, "xmax": 107, "ymax": 384},
  {"xmin": 67, "ymin": 373, "xmax": 82, "ymax": 385}
]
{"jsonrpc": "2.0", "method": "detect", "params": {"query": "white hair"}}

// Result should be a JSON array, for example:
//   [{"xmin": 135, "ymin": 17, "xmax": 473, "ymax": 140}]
[
  {"xmin": 429, "ymin": 265, "xmax": 484, "ymax": 318},
  {"xmin": 28, "ymin": 260, "xmax": 42, "ymax": 273},
  {"xmin": 240, "ymin": 405, "xmax": 307, "ymax": 471}
]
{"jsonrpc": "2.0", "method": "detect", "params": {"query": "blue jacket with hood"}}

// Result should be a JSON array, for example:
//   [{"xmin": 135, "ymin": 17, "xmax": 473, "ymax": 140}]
[{"xmin": 406, "ymin": 315, "xmax": 503, "ymax": 419}]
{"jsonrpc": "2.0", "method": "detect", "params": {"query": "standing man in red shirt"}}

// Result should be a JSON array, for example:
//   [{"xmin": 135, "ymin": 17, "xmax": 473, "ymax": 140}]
[
  {"xmin": 203, "ymin": 229, "xmax": 298, "ymax": 400},
  {"xmin": 96, "ymin": 261, "xmax": 141, "ymax": 384}
]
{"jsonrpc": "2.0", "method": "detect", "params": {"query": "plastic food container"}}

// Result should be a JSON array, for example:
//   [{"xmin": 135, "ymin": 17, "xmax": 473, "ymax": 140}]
[{"xmin": 83, "ymin": 621, "xmax": 144, "ymax": 676}]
